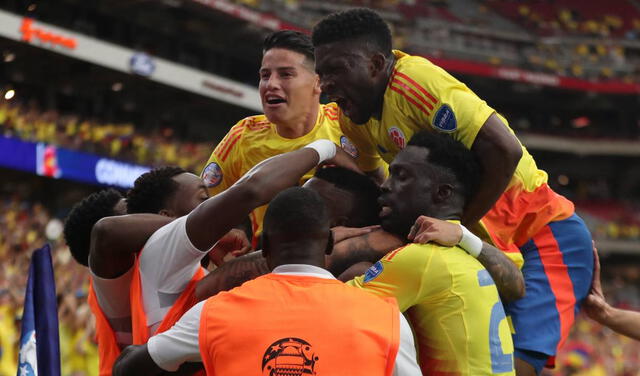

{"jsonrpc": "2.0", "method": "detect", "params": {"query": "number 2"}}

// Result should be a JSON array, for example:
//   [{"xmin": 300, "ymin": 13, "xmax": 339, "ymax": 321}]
[{"xmin": 478, "ymin": 270, "xmax": 514, "ymax": 373}]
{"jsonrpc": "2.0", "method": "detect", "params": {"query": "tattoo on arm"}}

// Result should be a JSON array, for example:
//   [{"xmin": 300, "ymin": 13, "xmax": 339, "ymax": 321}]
[
  {"xmin": 328, "ymin": 233, "xmax": 388, "ymax": 277},
  {"xmin": 196, "ymin": 251, "xmax": 269, "ymax": 301},
  {"xmin": 477, "ymin": 244, "xmax": 525, "ymax": 303}
]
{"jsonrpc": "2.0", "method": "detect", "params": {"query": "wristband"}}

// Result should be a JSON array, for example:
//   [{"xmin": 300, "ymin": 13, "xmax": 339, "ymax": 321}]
[
  {"xmin": 303, "ymin": 139, "xmax": 336, "ymax": 164},
  {"xmin": 458, "ymin": 225, "xmax": 482, "ymax": 258}
]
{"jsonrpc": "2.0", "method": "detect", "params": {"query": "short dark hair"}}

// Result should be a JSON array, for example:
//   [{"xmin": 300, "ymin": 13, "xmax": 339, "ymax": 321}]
[
  {"xmin": 312, "ymin": 8, "xmax": 392, "ymax": 56},
  {"xmin": 126, "ymin": 166, "xmax": 186, "ymax": 214},
  {"xmin": 263, "ymin": 187, "xmax": 329, "ymax": 238},
  {"xmin": 64, "ymin": 189, "xmax": 123, "ymax": 266},
  {"xmin": 263, "ymin": 30, "xmax": 315, "ymax": 64},
  {"xmin": 407, "ymin": 131, "xmax": 481, "ymax": 205},
  {"xmin": 314, "ymin": 166, "xmax": 380, "ymax": 226}
]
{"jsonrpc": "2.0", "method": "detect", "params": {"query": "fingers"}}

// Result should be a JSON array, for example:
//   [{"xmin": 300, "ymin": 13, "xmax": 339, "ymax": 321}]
[
  {"xmin": 231, "ymin": 245, "xmax": 252, "ymax": 257},
  {"xmin": 331, "ymin": 226, "xmax": 375, "ymax": 243}
]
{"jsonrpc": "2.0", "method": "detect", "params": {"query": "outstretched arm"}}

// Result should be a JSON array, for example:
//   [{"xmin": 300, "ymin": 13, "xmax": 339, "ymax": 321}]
[
  {"xmin": 327, "ymin": 230, "xmax": 404, "ymax": 277},
  {"xmin": 90, "ymin": 214, "xmax": 172, "ymax": 278},
  {"xmin": 584, "ymin": 246, "xmax": 640, "ymax": 340},
  {"xmin": 195, "ymin": 251, "xmax": 269, "ymax": 301},
  {"xmin": 409, "ymin": 215, "xmax": 525, "ymax": 302},
  {"xmin": 186, "ymin": 141, "xmax": 352, "ymax": 251},
  {"xmin": 465, "ymin": 114, "xmax": 522, "ymax": 226}
]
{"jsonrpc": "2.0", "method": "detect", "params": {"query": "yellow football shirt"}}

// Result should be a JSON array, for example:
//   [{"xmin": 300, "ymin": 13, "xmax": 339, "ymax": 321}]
[
  {"xmin": 202, "ymin": 103, "xmax": 385, "ymax": 238},
  {"xmin": 348, "ymin": 243, "xmax": 515, "ymax": 375},
  {"xmin": 340, "ymin": 50, "xmax": 575, "ymax": 266}
]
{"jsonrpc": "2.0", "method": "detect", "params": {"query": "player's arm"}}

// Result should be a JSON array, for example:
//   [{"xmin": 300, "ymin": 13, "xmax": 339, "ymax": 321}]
[
  {"xmin": 409, "ymin": 216, "xmax": 525, "ymax": 302},
  {"xmin": 186, "ymin": 141, "xmax": 355, "ymax": 251},
  {"xmin": 89, "ymin": 214, "xmax": 172, "ymax": 279},
  {"xmin": 584, "ymin": 246, "xmax": 640, "ymax": 340},
  {"xmin": 327, "ymin": 229, "xmax": 404, "ymax": 277},
  {"xmin": 465, "ymin": 114, "xmax": 522, "ymax": 225},
  {"xmin": 113, "ymin": 302, "xmax": 205, "ymax": 376}
]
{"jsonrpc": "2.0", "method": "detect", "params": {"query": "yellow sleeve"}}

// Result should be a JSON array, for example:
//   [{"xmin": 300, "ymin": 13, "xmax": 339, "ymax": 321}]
[
  {"xmin": 201, "ymin": 120, "xmax": 245, "ymax": 196},
  {"xmin": 398, "ymin": 60, "xmax": 495, "ymax": 149},
  {"xmin": 347, "ymin": 244, "xmax": 449, "ymax": 312},
  {"xmin": 338, "ymin": 113, "xmax": 386, "ymax": 173}
]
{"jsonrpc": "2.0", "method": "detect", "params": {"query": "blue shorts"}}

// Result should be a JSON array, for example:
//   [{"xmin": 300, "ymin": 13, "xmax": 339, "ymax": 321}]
[{"xmin": 505, "ymin": 213, "xmax": 594, "ymax": 368}]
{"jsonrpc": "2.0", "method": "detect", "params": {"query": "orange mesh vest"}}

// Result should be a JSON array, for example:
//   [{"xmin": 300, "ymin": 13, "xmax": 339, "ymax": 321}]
[
  {"xmin": 198, "ymin": 274, "xmax": 400, "ymax": 375},
  {"xmin": 87, "ymin": 280, "xmax": 121, "ymax": 376},
  {"xmin": 129, "ymin": 254, "xmax": 205, "ymax": 344}
]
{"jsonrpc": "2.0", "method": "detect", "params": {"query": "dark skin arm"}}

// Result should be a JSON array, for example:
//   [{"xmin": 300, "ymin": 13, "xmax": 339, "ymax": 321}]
[
  {"xmin": 89, "ymin": 214, "xmax": 172, "ymax": 279},
  {"xmin": 327, "ymin": 230, "xmax": 404, "ymax": 277},
  {"xmin": 112, "ymin": 344, "xmax": 203, "ymax": 376},
  {"xmin": 465, "ymin": 113, "xmax": 522, "ymax": 226},
  {"xmin": 409, "ymin": 215, "xmax": 525, "ymax": 302},
  {"xmin": 187, "ymin": 146, "xmax": 356, "ymax": 252},
  {"xmin": 195, "ymin": 251, "xmax": 269, "ymax": 301}
]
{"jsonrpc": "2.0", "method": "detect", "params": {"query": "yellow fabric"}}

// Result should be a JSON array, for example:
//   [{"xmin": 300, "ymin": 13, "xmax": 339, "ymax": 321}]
[
  {"xmin": 348, "ymin": 243, "xmax": 515, "ymax": 375},
  {"xmin": 339, "ymin": 50, "xmax": 573, "ymax": 261},
  {"xmin": 202, "ymin": 103, "xmax": 386, "ymax": 237},
  {"xmin": 0, "ymin": 305, "xmax": 17, "ymax": 376}
]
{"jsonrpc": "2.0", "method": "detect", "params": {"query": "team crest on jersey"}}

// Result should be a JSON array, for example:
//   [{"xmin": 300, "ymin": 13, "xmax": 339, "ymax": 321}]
[
  {"xmin": 432, "ymin": 104, "xmax": 457, "ymax": 132},
  {"xmin": 262, "ymin": 337, "xmax": 318, "ymax": 376},
  {"xmin": 340, "ymin": 136, "xmax": 359, "ymax": 158},
  {"xmin": 202, "ymin": 162, "xmax": 222, "ymax": 188},
  {"xmin": 387, "ymin": 127, "xmax": 406, "ymax": 149},
  {"xmin": 363, "ymin": 261, "xmax": 384, "ymax": 283}
]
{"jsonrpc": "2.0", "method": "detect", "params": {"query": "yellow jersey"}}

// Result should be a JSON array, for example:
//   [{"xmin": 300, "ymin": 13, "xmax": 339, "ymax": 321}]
[
  {"xmin": 340, "ymin": 50, "xmax": 575, "ymax": 267},
  {"xmin": 348, "ymin": 243, "xmax": 515, "ymax": 376},
  {"xmin": 202, "ymin": 103, "xmax": 385, "ymax": 237}
]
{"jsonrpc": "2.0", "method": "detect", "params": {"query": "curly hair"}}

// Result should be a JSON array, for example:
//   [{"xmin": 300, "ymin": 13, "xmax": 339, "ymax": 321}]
[
  {"xmin": 314, "ymin": 166, "xmax": 381, "ymax": 227},
  {"xmin": 63, "ymin": 189, "xmax": 123, "ymax": 266},
  {"xmin": 312, "ymin": 8, "xmax": 392, "ymax": 56},
  {"xmin": 263, "ymin": 30, "xmax": 315, "ymax": 65},
  {"xmin": 126, "ymin": 166, "xmax": 186, "ymax": 214},
  {"xmin": 407, "ymin": 131, "xmax": 482, "ymax": 205}
]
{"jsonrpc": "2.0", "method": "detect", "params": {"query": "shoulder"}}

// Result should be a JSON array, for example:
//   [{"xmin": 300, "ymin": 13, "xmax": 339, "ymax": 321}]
[{"xmin": 320, "ymin": 103, "xmax": 340, "ymax": 122}]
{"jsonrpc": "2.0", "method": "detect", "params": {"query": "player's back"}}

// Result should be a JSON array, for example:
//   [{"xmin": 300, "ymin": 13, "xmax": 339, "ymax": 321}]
[{"xmin": 350, "ymin": 243, "xmax": 514, "ymax": 375}]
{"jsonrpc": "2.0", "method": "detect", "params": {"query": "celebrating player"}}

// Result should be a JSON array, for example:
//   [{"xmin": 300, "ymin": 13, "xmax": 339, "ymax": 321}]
[
  {"xmin": 312, "ymin": 8, "xmax": 593, "ymax": 375},
  {"xmin": 201, "ymin": 30, "xmax": 385, "ymax": 244}
]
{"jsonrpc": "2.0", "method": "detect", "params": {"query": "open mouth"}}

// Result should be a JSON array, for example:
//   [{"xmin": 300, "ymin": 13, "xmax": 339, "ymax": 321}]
[
  {"xmin": 265, "ymin": 95, "xmax": 286, "ymax": 105},
  {"xmin": 379, "ymin": 205, "xmax": 392, "ymax": 218}
]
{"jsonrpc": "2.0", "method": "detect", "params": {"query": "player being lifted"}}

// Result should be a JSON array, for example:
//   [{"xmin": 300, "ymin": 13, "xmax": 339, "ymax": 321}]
[{"xmin": 312, "ymin": 8, "xmax": 593, "ymax": 375}]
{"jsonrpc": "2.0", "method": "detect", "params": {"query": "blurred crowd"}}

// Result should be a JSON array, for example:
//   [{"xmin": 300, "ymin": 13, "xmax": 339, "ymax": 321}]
[
  {"xmin": 0, "ymin": 97, "xmax": 213, "ymax": 174},
  {"xmin": 0, "ymin": 193, "xmax": 97, "ymax": 376}
]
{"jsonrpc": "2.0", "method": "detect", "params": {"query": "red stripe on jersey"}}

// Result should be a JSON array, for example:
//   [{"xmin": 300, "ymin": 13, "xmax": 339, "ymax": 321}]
[
  {"xmin": 533, "ymin": 226, "xmax": 576, "ymax": 352},
  {"xmin": 215, "ymin": 123, "xmax": 246, "ymax": 158},
  {"xmin": 216, "ymin": 127, "xmax": 244, "ymax": 159},
  {"xmin": 394, "ymin": 70, "xmax": 438, "ymax": 106},
  {"xmin": 392, "ymin": 78, "xmax": 434, "ymax": 111},
  {"xmin": 384, "ymin": 245, "xmax": 409, "ymax": 261},
  {"xmin": 220, "ymin": 132, "xmax": 242, "ymax": 162},
  {"xmin": 390, "ymin": 85, "xmax": 431, "ymax": 116}
]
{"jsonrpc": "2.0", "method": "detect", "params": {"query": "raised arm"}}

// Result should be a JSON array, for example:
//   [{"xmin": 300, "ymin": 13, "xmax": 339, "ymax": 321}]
[
  {"xmin": 327, "ymin": 229, "xmax": 404, "ymax": 277},
  {"xmin": 186, "ymin": 141, "xmax": 350, "ymax": 251},
  {"xmin": 409, "ymin": 215, "xmax": 525, "ymax": 302},
  {"xmin": 90, "ymin": 214, "xmax": 172, "ymax": 278},
  {"xmin": 465, "ymin": 114, "xmax": 522, "ymax": 226}
]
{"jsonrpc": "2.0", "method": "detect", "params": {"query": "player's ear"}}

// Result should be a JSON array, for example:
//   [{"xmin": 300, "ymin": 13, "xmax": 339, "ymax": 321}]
[
  {"xmin": 434, "ymin": 183, "xmax": 453, "ymax": 204},
  {"xmin": 158, "ymin": 208, "xmax": 172, "ymax": 217},
  {"xmin": 312, "ymin": 73, "xmax": 322, "ymax": 96},
  {"xmin": 369, "ymin": 52, "xmax": 387, "ymax": 78},
  {"xmin": 325, "ymin": 230, "xmax": 334, "ymax": 255}
]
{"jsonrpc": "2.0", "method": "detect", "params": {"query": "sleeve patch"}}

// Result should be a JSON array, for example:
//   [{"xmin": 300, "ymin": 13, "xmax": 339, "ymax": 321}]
[
  {"xmin": 363, "ymin": 261, "xmax": 384, "ymax": 283},
  {"xmin": 202, "ymin": 162, "xmax": 223, "ymax": 188},
  {"xmin": 432, "ymin": 104, "xmax": 457, "ymax": 132},
  {"xmin": 340, "ymin": 136, "xmax": 359, "ymax": 158}
]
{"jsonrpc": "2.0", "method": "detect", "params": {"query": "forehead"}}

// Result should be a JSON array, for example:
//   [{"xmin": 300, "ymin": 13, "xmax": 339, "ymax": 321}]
[
  {"xmin": 261, "ymin": 48, "xmax": 310, "ymax": 69},
  {"xmin": 391, "ymin": 146, "xmax": 431, "ymax": 170},
  {"xmin": 315, "ymin": 41, "xmax": 369, "ymax": 64},
  {"xmin": 172, "ymin": 173, "xmax": 205, "ymax": 191}
]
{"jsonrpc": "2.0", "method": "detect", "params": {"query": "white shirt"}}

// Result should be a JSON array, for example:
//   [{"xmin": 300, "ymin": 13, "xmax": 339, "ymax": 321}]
[
  {"xmin": 147, "ymin": 264, "xmax": 421, "ymax": 375},
  {"xmin": 138, "ymin": 216, "xmax": 209, "ymax": 334}
]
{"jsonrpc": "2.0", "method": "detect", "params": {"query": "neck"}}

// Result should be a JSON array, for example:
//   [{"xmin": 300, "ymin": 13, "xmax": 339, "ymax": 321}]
[
  {"xmin": 268, "ymin": 243, "xmax": 327, "ymax": 270},
  {"xmin": 275, "ymin": 103, "xmax": 320, "ymax": 139},
  {"xmin": 372, "ymin": 54, "xmax": 396, "ymax": 120}
]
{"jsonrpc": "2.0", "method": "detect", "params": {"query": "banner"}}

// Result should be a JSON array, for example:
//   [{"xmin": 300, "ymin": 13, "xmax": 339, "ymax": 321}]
[
  {"xmin": 17, "ymin": 244, "xmax": 61, "ymax": 376},
  {"xmin": 0, "ymin": 136, "xmax": 150, "ymax": 188}
]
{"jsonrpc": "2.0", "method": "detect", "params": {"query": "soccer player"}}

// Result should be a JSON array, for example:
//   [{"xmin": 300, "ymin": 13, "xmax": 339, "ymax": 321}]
[
  {"xmin": 312, "ymin": 8, "xmax": 594, "ymax": 375},
  {"xmin": 349, "ymin": 131, "xmax": 515, "ymax": 375},
  {"xmin": 201, "ymin": 30, "xmax": 386, "ymax": 244},
  {"xmin": 112, "ymin": 187, "xmax": 421, "ymax": 376}
]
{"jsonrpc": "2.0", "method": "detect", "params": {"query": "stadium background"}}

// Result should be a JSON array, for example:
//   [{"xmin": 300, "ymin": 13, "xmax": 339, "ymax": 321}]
[{"xmin": 0, "ymin": 0, "xmax": 639, "ymax": 374}]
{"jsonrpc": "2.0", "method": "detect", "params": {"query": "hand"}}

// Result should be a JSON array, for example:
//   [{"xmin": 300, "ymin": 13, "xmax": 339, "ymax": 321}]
[
  {"xmin": 331, "ymin": 225, "xmax": 380, "ymax": 243},
  {"xmin": 583, "ymin": 242, "xmax": 611, "ymax": 323},
  {"xmin": 408, "ymin": 216, "xmax": 462, "ymax": 246},
  {"xmin": 209, "ymin": 229, "xmax": 252, "ymax": 266},
  {"xmin": 323, "ymin": 147, "xmax": 363, "ymax": 174}
]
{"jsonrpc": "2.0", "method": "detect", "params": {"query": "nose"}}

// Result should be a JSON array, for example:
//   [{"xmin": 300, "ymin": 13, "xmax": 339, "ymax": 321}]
[
  {"xmin": 264, "ymin": 74, "xmax": 280, "ymax": 91},
  {"xmin": 380, "ymin": 178, "xmax": 391, "ymax": 193}
]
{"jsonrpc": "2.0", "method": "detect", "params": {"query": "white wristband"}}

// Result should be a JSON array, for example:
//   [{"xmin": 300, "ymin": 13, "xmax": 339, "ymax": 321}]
[
  {"xmin": 458, "ymin": 225, "xmax": 482, "ymax": 258},
  {"xmin": 303, "ymin": 139, "xmax": 336, "ymax": 164}
]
